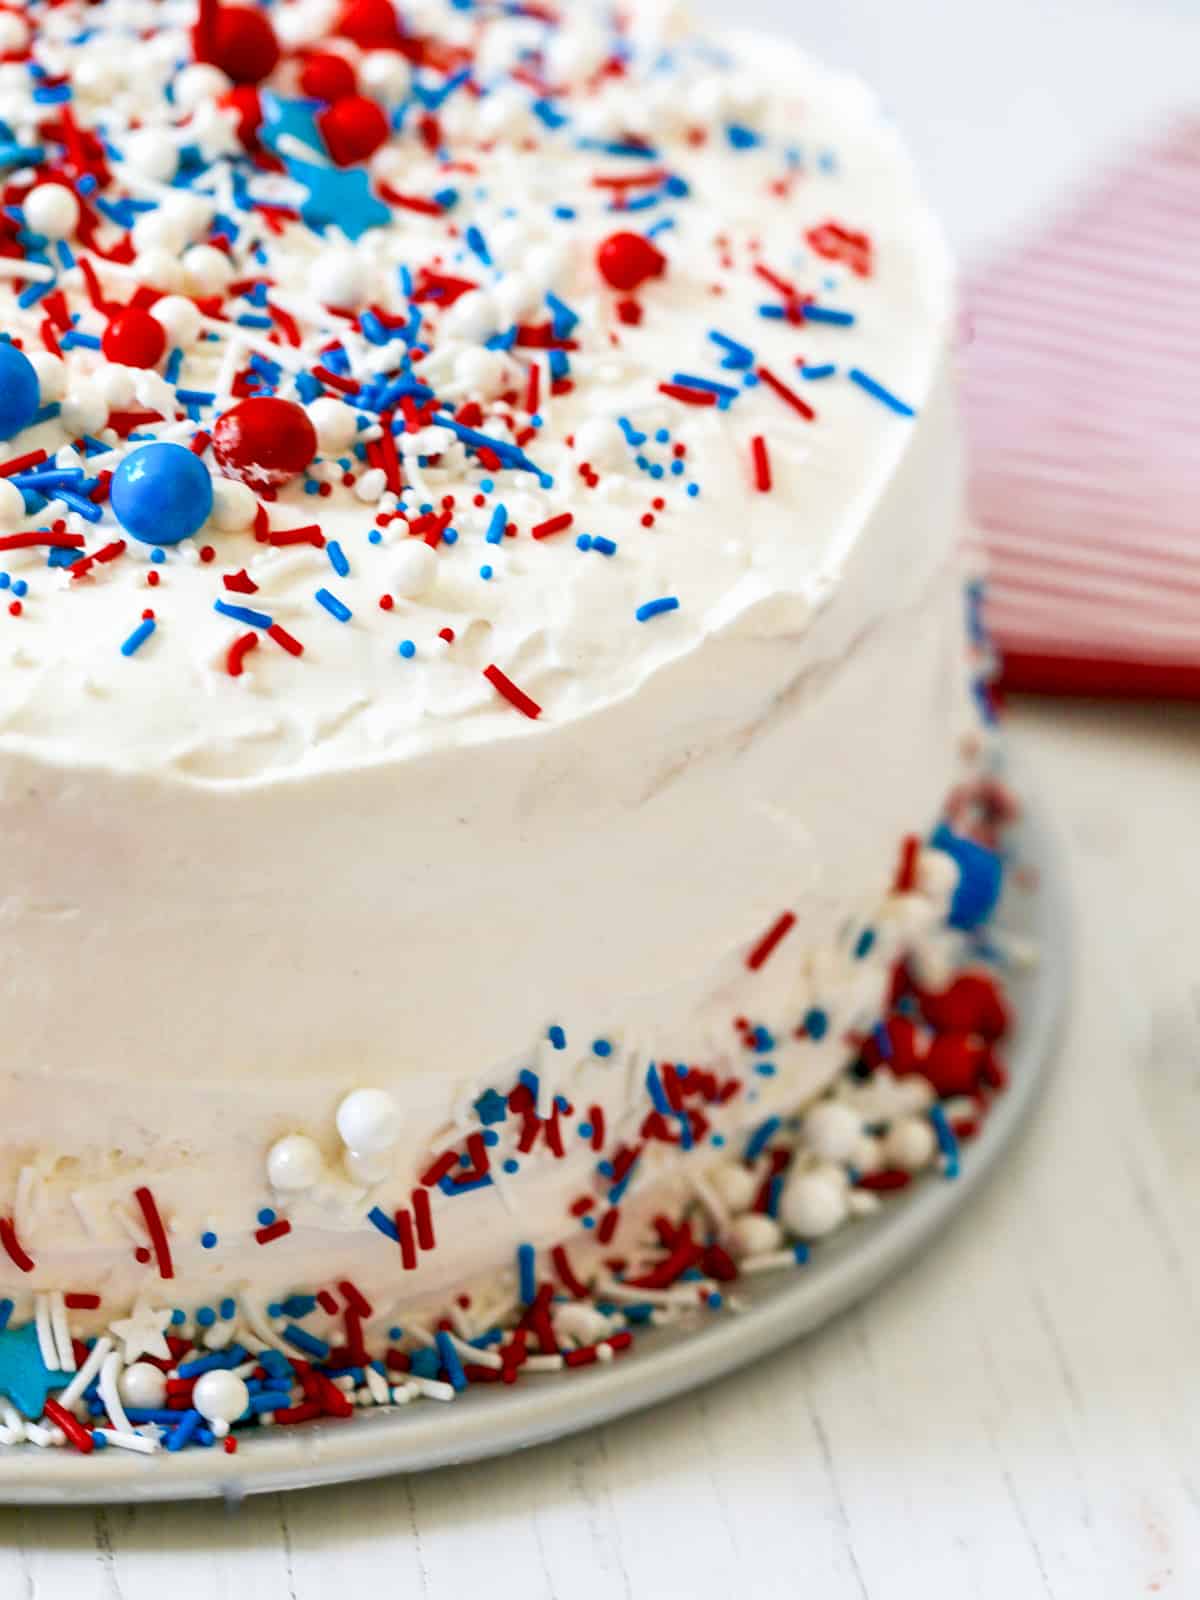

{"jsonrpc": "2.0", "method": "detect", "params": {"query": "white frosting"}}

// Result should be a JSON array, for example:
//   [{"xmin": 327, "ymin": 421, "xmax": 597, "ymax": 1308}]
[{"xmin": 0, "ymin": 0, "xmax": 972, "ymax": 1322}]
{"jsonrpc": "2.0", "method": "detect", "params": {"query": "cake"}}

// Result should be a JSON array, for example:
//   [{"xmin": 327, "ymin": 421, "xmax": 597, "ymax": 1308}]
[{"xmin": 0, "ymin": 0, "xmax": 1012, "ymax": 1455}]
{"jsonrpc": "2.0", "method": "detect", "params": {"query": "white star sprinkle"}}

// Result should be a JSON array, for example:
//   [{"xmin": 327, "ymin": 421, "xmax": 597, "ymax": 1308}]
[{"xmin": 108, "ymin": 1304, "xmax": 173, "ymax": 1364}]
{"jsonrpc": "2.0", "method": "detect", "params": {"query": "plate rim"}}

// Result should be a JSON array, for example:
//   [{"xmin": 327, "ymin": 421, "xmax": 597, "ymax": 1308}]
[{"xmin": 0, "ymin": 785, "xmax": 1069, "ymax": 1505}]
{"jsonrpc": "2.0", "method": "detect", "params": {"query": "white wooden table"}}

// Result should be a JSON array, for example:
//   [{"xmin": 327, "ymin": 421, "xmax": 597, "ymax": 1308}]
[
  {"xmin": 7, "ymin": 0, "xmax": 1200, "ymax": 1591},
  {"xmin": 4, "ymin": 699, "xmax": 1199, "ymax": 1595}
]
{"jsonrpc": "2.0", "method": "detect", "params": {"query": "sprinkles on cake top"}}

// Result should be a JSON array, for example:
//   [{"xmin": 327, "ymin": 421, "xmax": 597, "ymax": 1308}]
[{"xmin": 0, "ymin": 0, "xmax": 943, "ymax": 777}]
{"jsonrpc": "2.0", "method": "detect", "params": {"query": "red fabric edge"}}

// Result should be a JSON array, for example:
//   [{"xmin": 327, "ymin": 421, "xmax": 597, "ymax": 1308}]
[{"xmin": 998, "ymin": 651, "xmax": 1200, "ymax": 701}]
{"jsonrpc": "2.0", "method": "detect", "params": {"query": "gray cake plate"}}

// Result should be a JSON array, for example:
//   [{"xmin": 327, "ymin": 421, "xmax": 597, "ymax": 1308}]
[{"xmin": 0, "ymin": 787, "xmax": 1067, "ymax": 1505}]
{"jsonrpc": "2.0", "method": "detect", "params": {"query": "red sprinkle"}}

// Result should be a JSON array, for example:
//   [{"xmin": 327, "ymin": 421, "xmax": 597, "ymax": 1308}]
[
  {"xmin": 267, "ymin": 524, "xmax": 325, "ymax": 548},
  {"xmin": 0, "ymin": 531, "xmax": 85, "ymax": 551},
  {"xmin": 255, "ymin": 1218, "xmax": 292, "ymax": 1245},
  {"xmin": 746, "ymin": 910, "xmax": 796, "ymax": 971},
  {"xmin": 483, "ymin": 663, "xmax": 542, "ymax": 720},
  {"xmin": 756, "ymin": 366, "xmax": 816, "ymax": 422},
  {"xmin": 226, "ymin": 632, "xmax": 259, "ymax": 677},
  {"xmin": 43, "ymin": 1398, "xmax": 94, "ymax": 1454},
  {"xmin": 658, "ymin": 382, "xmax": 717, "ymax": 407},
  {"xmin": 0, "ymin": 1217, "xmax": 34, "ymax": 1273},
  {"xmin": 267, "ymin": 623, "xmax": 304, "ymax": 657},
  {"xmin": 751, "ymin": 435, "xmax": 772, "ymax": 492},
  {"xmin": 395, "ymin": 1208, "xmax": 417, "ymax": 1271},
  {"xmin": 420, "ymin": 1150, "xmax": 458, "ymax": 1188},
  {"xmin": 413, "ymin": 1188, "xmax": 435, "ymax": 1252},
  {"xmin": 133, "ymin": 1186, "xmax": 174, "ymax": 1279},
  {"xmin": 550, "ymin": 1244, "xmax": 588, "ymax": 1299},
  {"xmin": 531, "ymin": 512, "xmax": 573, "ymax": 540}
]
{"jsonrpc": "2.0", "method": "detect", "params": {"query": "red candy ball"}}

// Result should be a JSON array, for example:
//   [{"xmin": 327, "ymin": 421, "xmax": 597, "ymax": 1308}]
[
  {"xmin": 336, "ymin": 0, "xmax": 403, "ymax": 50},
  {"xmin": 299, "ymin": 51, "xmax": 357, "ymax": 102},
  {"xmin": 206, "ymin": 6, "xmax": 281, "ymax": 86},
  {"xmin": 919, "ymin": 1033, "xmax": 987, "ymax": 1099},
  {"xmin": 222, "ymin": 84, "xmax": 264, "ymax": 150},
  {"xmin": 212, "ymin": 398, "xmax": 318, "ymax": 491},
  {"xmin": 596, "ymin": 231, "xmax": 667, "ymax": 293},
  {"xmin": 861, "ymin": 1014, "xmax": 920, "ymax": 1075},
  {"xmin": 318, "ymin": 94, "xmax": 390, "ymax": 167},
  {"xmin": 102, "ymin": 307, "xmax": 167, "ymax": 370},
  {"xmin": 919, "ymin": 973, "xmax": 1010, "ymax": 1040}
]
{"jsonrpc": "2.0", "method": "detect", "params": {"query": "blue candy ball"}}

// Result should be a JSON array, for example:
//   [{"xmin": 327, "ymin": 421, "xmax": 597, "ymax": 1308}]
[
  {"xmin": 0, "ymin": 344, "xmax": 40, "ymax": 441},
  {"xmin": 930, "ymin": 822, "xmax": 1005, "ymax": 930},
  {"xmin": 111, "ymin": 442, "xmax": 214, "ymax": 546}
]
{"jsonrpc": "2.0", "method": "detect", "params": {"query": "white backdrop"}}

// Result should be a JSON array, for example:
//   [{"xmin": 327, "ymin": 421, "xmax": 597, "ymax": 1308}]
[{"xmin": 701, "ymin": 0, "xmax": 1200, "ymax": 259}]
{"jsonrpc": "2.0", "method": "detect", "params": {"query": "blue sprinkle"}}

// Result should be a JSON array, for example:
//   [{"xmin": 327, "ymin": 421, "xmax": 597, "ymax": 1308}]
[
  {"xmin": 214, "ymin": 599, "xmax": 273, "ymax": 629},
  {"xmin": 744, "ymin": 1116, "xmax": 781, "ymax": 1161},
  {"xmin": 548, "ymin": 1024, "xmax": 566, "ymax": 1050},
  {"xmin": 848, "ymin": 368, "xmax": 916, "ymax": 417},
  {"xmin": 854, "ymin": 928, "xmax": 876, "ymax": 959},
  {"xmin": 11, "ymin": 578, "xmax": 27, "ymax": 598},
  {"xmin": 800, "ymin": 363, "xmax": 837, "ymax": 380},
  {"xmin": 803, "ymin": 1007, "xmax": 829, "ymax": 1041},
  {"xmin": 707, "ymin": 330, "xmax": 755, "ymax": 370},
  {"xmin": 464, "ymin": 224, "xmax": 491, "ymax": 265},
  {"xmin": 517, "ymin": 1242, "xmax": 537, "ymax": 1306},
  {"xmin": 592, "ymin": 1039, "xmax": 612, "ymax": 1057},
  {"xmin": 284, "ymin": 1323, "xmax": 332, "ymax": 1360},
  {"xmin": 200, "ymin": 1231, "xmax": 218, "ymax": 1250},
  {"xmin": 120, "ymin": 618, "xmax": 156, "ymax": 657},
  {"xmin": 545, "ymin": 293, "xmax": 579, "ymax": 337},
  {"xmin": 725, "ymin": 123, "xmax": 762, "ymax": 150},
  {"xmin": 644, "ymin": 1064, "xmax": 671, "ymax": 1116},
  {"xmin": 165, "ymin": 1410, "xmax": 203, "ymax": 1452},
  {"xmin": 398, "ymin": 639, "xmax": 416, "ymax": 659},
  {"xmin": 367, "ymin": 1206, "xmax": 400, "ymax": 1242},
  {"xmin": 577, "ymin": 137, "xmax": 661, "ymax": 160},
  {"xmin": 479, "ymin": 563, "xmax": 493, "ymax": 579},
  {"xmin": 803, "ymin": 305, "xmax": 855, "ymax": 327},
  {"xmin": 672, "ymin": 372, "xmax": 740, "ymax": 404},
  {"xmin": 315, "ymin": 586, "xmax": 352, "ymax": 622},
  {"xmin": 503, "ymin": 1158, "xmax": 520, "ymax": 1175},
  {"xmin": 578, "ymin": 1123, "xmax": 593, "ymax": 1140},
  {"xmin": 635, "ymin": 596, "xmax": 679, "ymax": 623},
  {"xmin": 326, "ymin": 539, "xmax": 349, "ymax": 577},
  {"xmin": 435, "ymin": 1329, "xmax": 468, "ymax": 1391},
  {"xmin": 929, "ymin": 1104, "xmax": 960, "ymax": 1179},
  {"xmin": 591, "ymin": 536, "xmax": 617, "ymax": 556}
]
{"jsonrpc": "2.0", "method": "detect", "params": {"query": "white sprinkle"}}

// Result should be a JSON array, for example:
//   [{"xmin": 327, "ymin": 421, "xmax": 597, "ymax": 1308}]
[
  {"xmin": 94, "ymin": 1427, "xmax": 160, "ymax": 1455},
  {"xmin": 98, "ymin": 1351, "xmax": 133, "ymax": 1436}
]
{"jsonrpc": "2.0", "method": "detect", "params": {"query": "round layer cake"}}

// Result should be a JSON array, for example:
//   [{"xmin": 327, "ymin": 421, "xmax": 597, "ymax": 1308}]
[{"xmin": 0, "ymin": 0, "xmax": 1005, "ymax": 1447}]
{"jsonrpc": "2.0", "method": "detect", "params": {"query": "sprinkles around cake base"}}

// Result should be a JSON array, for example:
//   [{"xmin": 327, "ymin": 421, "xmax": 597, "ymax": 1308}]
[{"xmin": 0, "ymin": 772, "xmax": 1039, "ymax": 1474}]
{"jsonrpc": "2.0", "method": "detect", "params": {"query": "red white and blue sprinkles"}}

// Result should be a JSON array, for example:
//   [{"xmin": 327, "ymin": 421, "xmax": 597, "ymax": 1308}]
[
  {"xmin": 0, "ymin": 771, "xmax": 1023, "ymax": 1458},
  {"xmin": 0, "ymin": 0, "xmax": 928, "ymax": 735},
  {"xmin": 0, "ymin": 0, "xmax": 971, "ymax": 1464}
]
